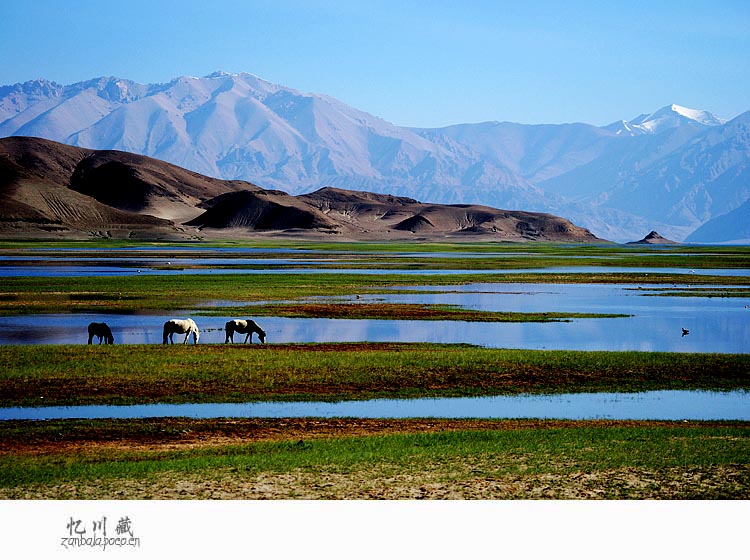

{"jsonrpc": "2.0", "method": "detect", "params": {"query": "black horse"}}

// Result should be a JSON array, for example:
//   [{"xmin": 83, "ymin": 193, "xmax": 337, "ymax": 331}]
[{"xmin": 87, "ymin": 322, "xmax": 114, "ymax": 344}]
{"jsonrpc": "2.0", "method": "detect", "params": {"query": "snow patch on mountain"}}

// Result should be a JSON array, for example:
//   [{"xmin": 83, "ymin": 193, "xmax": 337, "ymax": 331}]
[{"xmin": 608, "ymin": 104, "xmax": 726, "ymax": 136}]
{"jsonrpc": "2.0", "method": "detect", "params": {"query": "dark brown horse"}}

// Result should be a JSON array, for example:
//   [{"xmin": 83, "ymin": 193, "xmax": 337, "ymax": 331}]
[{"xmin": 87, "ymin": 322, "xmax": 114, "ymax": 344}]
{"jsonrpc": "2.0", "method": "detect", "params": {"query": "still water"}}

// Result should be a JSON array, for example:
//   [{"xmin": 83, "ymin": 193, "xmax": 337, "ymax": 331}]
[
  {"xmin": 2, "ymin": 262, "xmax": 749, "ymax": 277},
  {"xmin": 3, "ymin": 250, "xmax": 750, "ymax": 277},
  {"xmin": 0, "ymin": 283, "xmax": 747, "ymax": 352},
  {"xmin": 1, "ymin": 390, "xmax": 747, "ymax": 421}
]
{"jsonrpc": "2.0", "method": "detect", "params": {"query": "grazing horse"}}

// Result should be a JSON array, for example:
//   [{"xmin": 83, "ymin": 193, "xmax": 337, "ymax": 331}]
[
  {"xmin": 163, "ymin": 318, "xmax": 200, "ymax": 345},
  {"xmin": 225, "ymin": 319, "xmax": 266, "ymax": 344},
  {"xmin": 87, "ymin": 322, "xmax": 114, "ymax": 345}
]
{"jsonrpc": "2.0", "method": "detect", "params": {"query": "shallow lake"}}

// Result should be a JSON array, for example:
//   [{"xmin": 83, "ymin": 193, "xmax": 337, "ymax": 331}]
[
  {"xmin": 2, "ymin": 260, "xmax": 749, "ymax": 277},
  {"xmin": 3, "ymin": 248, "xmax": 750, "ymax": 277},
  {"xmin": 0, "ymin": 283, "xmax": 747, "ymax": 352},
  {"xmin": 1, "ymin": 390, "xmax": 747, "ymax": 421}
]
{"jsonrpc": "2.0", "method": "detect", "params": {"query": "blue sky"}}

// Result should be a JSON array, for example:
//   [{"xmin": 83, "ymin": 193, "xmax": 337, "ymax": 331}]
[{"xmin": 1, "ymin": 0, "xmax": 748, "ymax": 127}]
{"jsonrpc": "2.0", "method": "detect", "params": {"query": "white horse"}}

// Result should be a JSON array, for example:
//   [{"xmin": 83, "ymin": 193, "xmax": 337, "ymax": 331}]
[
  {"xmin": 87, "ymin": 322, "xmax": 114, "ymax": 345},
  {"xmin": 163, "ymin": 318, "xmax": 200, "ymax": 345},
  {"xmin": 225, "ymin": 319, "xmax": 266, "ymax": 344}
]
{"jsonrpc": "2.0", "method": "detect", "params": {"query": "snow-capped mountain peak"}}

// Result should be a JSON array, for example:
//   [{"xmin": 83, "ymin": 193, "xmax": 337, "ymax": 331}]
[
  {"xmin": 204, "ymin": 70, "xmax": 237, "ymax": 79},
  {"xmin": 668, "ymin": 103, "xmax": 725, "ymax": 125},
  {"xmin": 614, "ymin": 104, "xmax": 726, "ymax": 135}
]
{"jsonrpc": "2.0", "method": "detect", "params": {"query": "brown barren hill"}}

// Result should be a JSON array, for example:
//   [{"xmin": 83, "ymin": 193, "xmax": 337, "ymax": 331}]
[
  {"xmin": 627, "ymin": 231, "xmax": 679, "ymax": 245},
  {"xmin": 299, "ymin": 186, "xmax": 601, "ymax": 241},
  {"xmin": 0, "ymin": 136, "xmax": 604, "ymax": 242},
  {"xmin": 186, "ymin": 190, "xmax": 339, "ymax": 232}
]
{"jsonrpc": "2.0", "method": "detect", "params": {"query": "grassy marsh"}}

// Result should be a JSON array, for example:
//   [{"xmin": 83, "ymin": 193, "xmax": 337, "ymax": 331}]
[
  {"xmin": 3, "ymin": 239, "xmax": 750, "ymax": 271},
  {"xmin": 1, "ymin": 239, "xmax": 748, "ymax": 315},
  {"xmin": 1, "ymin": 419, "xmax": 747, "ymax": 499},
  {"xmin": 1, "ymin": 343, "xmax": 748, "ymax": 407}
]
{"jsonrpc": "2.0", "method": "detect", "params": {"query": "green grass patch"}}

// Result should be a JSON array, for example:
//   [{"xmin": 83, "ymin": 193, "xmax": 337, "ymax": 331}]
[
  {"xmin": 1, "ymin": 343, "xmax": 748, "ymax": 407},
  {"xmin": 633, "ymin": 287, "xmax": 750, "ymax": 298},
  {"xmin": 198, "ymin": 301, "xmax": 629, "ymax": 321},
  {"xmin": 1, "ymin": 422, "xmax": 748, "ymax": 499},
  {"xmin": 3, "ymin": 242, "xmax": 750, "ymax": 271}
]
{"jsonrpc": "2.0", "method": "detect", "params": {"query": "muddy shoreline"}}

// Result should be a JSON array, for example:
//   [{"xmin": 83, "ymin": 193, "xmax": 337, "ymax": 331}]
[{"xmin": 3, "ymin": 417, "xmax": 747, "ymax": 455}]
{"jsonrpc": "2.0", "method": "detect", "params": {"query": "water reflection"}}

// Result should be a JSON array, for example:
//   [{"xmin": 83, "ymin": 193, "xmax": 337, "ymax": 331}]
[
  {"xmin": 3, "ymin": 252, "xmax": 750, "ymax": 278},
  {"xmin": 2, "ymin": 263, "xmax": 749, "ymax": 277},
  {"xmin": 0, "ymin": 283, "xmax": 747, "ymax": 352},
  {"xmin": 1, "ymin": 390, "xmax": 747, "ymax": 421}
]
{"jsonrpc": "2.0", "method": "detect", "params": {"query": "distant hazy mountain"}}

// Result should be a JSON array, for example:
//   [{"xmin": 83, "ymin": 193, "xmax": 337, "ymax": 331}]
[
  {"xmin": 685, "ymin": 198, "xmax": 750, "ymax": 244},
  {"xmin": 0, "ymin": 72, "xmax": 538, "ymax": 204},
  {"xmin": 539, "ymin": 111, "xmax": 750, "ymax": 241},
  {"xmin": 1, "ymin": 72, "xmax": 747, "ymax": 242}
]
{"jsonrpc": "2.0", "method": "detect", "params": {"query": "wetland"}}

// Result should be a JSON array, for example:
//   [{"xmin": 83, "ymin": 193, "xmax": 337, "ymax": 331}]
[{"xmin": 1, "ymin": 240, "xmax": 749, "ymax": 499}]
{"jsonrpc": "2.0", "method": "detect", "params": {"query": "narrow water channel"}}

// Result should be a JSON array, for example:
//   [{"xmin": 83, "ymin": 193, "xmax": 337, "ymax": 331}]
[{"xmin": 2, "ymin": 390, "xmax": 748, "ymax": 421}]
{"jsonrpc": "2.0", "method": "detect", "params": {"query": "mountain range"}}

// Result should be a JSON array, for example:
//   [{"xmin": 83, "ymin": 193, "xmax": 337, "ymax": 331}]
[
  {"xmin": 0, "ymin": 136, "xmax": 599, "ymax": 242},
  {"xmin": 1, "ymin": 71, "xmax": 748, "ymax": 242}
]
